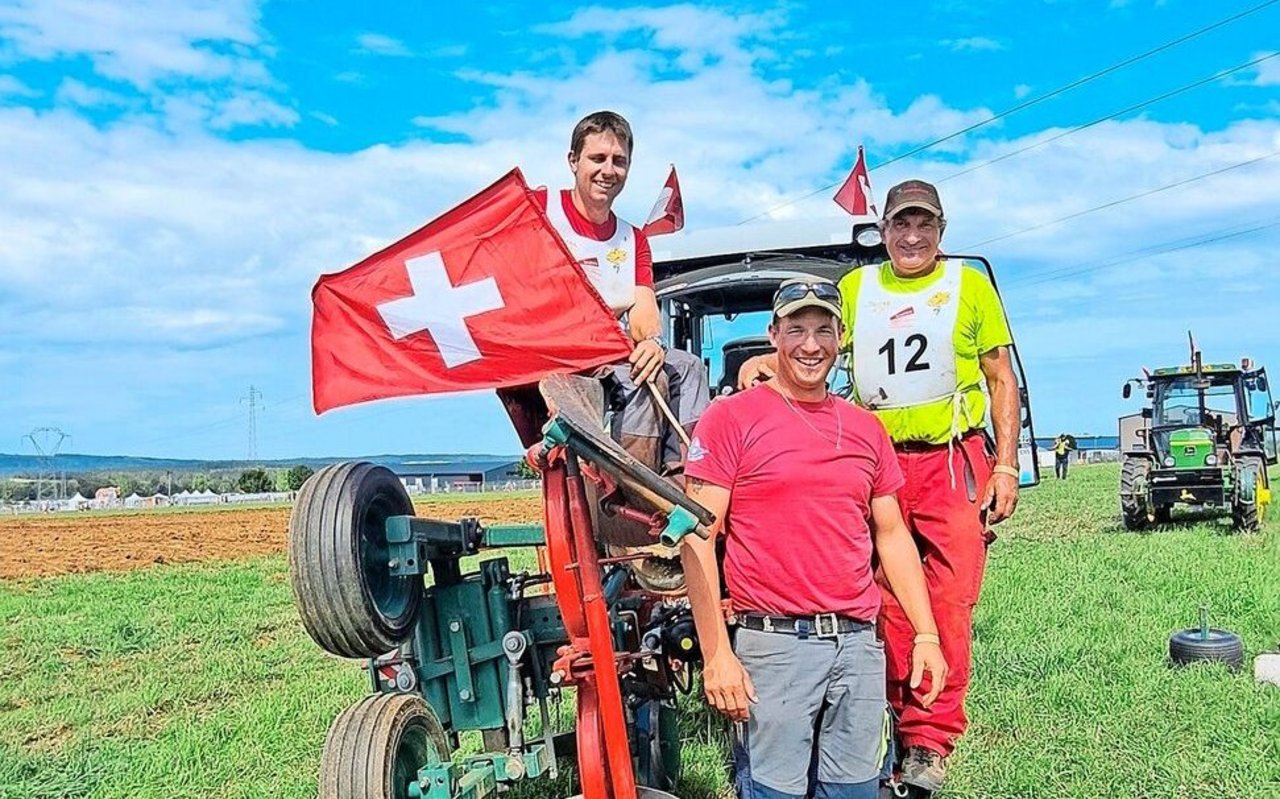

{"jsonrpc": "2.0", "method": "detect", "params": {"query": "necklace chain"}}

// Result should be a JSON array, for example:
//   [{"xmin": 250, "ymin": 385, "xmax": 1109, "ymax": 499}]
[{"xmin": 777, "ymin": 388, "xmax": 843, "ymax": 450}]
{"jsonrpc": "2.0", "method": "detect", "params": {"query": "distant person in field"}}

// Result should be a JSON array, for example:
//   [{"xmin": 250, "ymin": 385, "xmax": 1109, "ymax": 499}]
[
  {"xmin": 536, "ymin": 110, "xmax": 708, "ymax": 473},
  {"xmin": 1053, "ymin": 434, "xmax": 1075, "ymax": 479},
  {"xmin": 739, "ymin": 180, "xmax": 1020, "ymax": 795},
  {"xmin": 682, "ymin": 279, "xmax": 946, "ymax": 799}
]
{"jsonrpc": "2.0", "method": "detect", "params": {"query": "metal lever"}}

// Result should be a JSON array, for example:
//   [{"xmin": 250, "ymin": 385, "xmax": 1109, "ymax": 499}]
[{"xmin": 502, "ymin": 630, "xmax": 529, "ymax": 775}]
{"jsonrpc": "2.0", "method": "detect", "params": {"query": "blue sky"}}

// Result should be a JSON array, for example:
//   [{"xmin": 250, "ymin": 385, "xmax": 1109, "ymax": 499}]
[{"xmin": 1, "ymin": 0, "xmax": 1278, "ymax": 459}]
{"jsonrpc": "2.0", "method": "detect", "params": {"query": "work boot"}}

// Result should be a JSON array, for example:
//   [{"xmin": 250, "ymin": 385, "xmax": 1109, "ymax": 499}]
[{"xmin": 900, "ymin": 746, "xmax": 946, "ymax": 793}]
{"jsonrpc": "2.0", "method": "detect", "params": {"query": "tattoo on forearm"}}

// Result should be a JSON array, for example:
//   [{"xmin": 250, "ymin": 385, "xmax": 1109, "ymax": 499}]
[{"xmin": 688, "ymin": 477, "xmax": 706, "ymax": 493}]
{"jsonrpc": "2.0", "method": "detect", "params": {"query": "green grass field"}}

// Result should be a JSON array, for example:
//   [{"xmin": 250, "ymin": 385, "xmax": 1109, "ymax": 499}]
[{"xmin": 1, "ymin": 465, "xmax": 1277, "ymax": 798}]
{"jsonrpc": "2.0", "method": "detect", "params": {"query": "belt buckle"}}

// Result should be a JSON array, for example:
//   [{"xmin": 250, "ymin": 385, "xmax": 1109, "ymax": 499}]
[{"xmin": 814, "ymin": 613, "xmax": 839, "ymax": 639}]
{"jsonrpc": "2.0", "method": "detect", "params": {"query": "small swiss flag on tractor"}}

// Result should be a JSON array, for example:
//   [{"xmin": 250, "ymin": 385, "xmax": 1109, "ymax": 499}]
[
  {"xmin": 641, "ymin": 164, "xmax": 684, "ymax": 237},
  {"xmin": 310, "ymin": 169, "xmax": 633, "ymax": 413},
  {"xmin": 833, "ymin": 146, "xmax": 877, "ymax": 217}
]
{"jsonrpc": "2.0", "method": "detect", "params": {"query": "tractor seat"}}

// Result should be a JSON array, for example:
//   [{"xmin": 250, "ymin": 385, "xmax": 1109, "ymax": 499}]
[{"xmin": 719, "ymin": 336, "xmax": 776, "ymax": 395}]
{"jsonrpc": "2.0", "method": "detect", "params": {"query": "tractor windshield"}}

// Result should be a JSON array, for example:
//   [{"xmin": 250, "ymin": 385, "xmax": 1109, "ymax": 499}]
[{"xmin": 1153, "ymin": 376, "xmax": 1238, "ymax": 429}]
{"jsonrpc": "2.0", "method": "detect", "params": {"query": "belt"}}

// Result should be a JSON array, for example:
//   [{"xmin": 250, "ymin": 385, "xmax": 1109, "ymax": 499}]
[
  {"xmin": 894, "ymin": 429, "xmax": 984, "ymax": 452},
  {"xmin": 736, "ymin": 612, "xmax": 872, "ymax": 639}
]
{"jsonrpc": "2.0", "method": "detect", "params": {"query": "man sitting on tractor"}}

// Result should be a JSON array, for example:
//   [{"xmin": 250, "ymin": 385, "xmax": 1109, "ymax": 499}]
[
  {"xmin": 536, "ymin": 110, "xmax": 709, "ymax": 474},
  {"xmin": 682, "ymin": 279, "xmax": 947, "ymax": 799}
]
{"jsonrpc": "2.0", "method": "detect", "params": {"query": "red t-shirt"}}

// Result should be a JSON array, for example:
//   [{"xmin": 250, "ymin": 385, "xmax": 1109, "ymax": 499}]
[
  {"xmin": 533, "ymin": 188, "xmax": 654, "ymax": 287},
  {"xmin": 684, "ymin": 385, "xmax": 904, "ymax": 620}
]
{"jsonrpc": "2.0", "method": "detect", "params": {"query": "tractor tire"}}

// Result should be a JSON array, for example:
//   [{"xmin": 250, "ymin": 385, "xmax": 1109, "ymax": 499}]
[
  {"xmin": 1119, "ymin": 458, "xmax": 1152, "ymax": 531},
  {"xmin": 289, "ymin": 462, "xmax": 421, "ymax": 659},
  {"xmin": 1231, "ymin": 456, "xmax": 1265, "ymax": 533},
  {"xmin": 320, "ymin": 693, "xmax": 450, "ymax": 799},
  {"xmin": 634, "ymin": 699, "xmax": 682, "ymax": 791},
  {"xmin": 1168, "ymin": 628, "xmax": 1244, "ymax": 671}
]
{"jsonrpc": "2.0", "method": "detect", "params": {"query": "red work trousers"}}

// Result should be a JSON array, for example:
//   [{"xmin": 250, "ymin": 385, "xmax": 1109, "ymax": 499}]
[{"xmin": 875, "ymin": 431, "xmax": 994, "ymax": 757}]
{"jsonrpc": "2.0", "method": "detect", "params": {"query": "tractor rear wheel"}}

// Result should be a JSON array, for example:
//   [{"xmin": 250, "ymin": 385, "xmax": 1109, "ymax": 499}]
[
  {"xmin": 1231, "ymin": 456, "xmax": 1266, "ymax": 533},
  {"xmin": 289, "ymin": 462, "xmax": 421, "ymax": 659},
  {"xmin": 1120, "ymin": 458, "xmax": 1152, "ymax": 531},
  {"xmin": 320, "ymin": 693, "xmax": 450, "ymax": 799}
]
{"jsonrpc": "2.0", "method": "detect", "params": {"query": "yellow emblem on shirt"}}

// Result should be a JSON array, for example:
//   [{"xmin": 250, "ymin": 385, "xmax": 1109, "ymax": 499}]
[
  {"xmin": 926, "ymin": 291, "xmax": 951, "ymax": 314},
  {"xmin": 606, "ymin": 247, "xmax": 627, "ymax": 267}
]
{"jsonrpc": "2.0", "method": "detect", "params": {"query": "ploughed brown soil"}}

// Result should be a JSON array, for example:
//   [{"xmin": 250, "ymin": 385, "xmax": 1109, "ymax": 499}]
[{"xmin": 0, "ymin": 496, "xmax": 543, "ymax": 580}]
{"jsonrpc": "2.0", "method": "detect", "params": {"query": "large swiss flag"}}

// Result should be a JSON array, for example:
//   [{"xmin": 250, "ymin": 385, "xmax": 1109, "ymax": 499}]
[{"xmin": 311, "ymin": 169, "xmax": 633, "ymax": 413}]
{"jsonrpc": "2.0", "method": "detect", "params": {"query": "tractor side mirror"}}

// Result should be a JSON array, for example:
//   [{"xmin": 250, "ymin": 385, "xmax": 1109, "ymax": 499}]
[
  {"xmin": 1257, "ymin": 374, "xmax": 1269, "ymax": 392},
  {"xmin": 1122, "ymin": 383, "xmax": 1132, "ymax": 399},
  {"xmin": 1141, "ymin": 407, "xmax": 1153, "ymax": 420}
]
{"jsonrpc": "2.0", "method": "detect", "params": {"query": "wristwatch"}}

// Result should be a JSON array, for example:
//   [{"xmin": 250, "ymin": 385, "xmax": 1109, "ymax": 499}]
[{"xmin": 644, "ymin": 334, "xmax": 667, "ymax": 351}]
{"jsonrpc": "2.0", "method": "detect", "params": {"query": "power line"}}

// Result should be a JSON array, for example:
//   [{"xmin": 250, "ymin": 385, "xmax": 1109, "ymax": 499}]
[
  {"xmin": 936, "ymin": 51, "xmax": 1280, "ymax": 185},
  {"xmin": 958, "ymin": 149, "xmax": 1280, "ymax": 250},
  {"xmin": 1004, "ymin": 216, "xmax": 1280, "ymax": 290},
  {"xmin": 735, "ymin": 0, "xmax": 1280, "ymax": 224}
]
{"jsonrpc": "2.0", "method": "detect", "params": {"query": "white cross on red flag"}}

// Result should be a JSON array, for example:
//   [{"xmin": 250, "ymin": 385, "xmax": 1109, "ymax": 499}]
[
  {"xmin": 642, "ymin": 164, "xmax": 684, "ymax": 237},
  {"xmin": 311, "ymin": 169, "xmax": 633, "ymax": 413},
  {"xmin": 833, "ymin": 146, "xmax": 878, "ymax": 217}
]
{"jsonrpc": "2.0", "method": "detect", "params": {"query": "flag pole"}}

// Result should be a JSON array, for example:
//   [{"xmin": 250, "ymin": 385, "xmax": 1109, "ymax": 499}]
[{"xmin": 644, "ymin": 381, "xmax": 692, "ymax": 447}]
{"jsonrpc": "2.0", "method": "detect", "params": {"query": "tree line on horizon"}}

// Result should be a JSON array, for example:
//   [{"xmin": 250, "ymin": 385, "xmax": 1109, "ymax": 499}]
[{"xmin": 0, "ymin": 465, "xmax": 317, "ymax": 503}]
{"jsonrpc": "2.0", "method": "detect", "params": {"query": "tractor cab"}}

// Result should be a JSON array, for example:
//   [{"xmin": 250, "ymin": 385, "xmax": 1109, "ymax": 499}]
[
  {"xmin": 651, "ymin": 218, "xmax": 1042, "ymax": 485},
  {"xmin": 1119, "ymin": 351, "xmax": 1276, "ymax": 531}
]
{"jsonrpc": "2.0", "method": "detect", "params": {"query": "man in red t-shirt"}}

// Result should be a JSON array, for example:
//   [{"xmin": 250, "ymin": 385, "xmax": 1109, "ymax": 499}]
[
  {"xmin": 681, "ymin": 278, "xmax": 947, "ymax": 799},
  {"xmin": 538, "ymin": 111, "xmax": 708, "ymax": 473}
]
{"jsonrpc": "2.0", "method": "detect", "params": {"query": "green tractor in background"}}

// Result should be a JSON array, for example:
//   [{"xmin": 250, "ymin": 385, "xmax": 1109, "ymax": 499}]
[{"xmin": 1119, "ymin": 341, "xmax": 1277, "ymax": 532}]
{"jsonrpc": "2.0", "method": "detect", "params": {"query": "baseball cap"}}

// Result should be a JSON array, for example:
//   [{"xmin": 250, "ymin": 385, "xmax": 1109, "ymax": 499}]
[
  {"xmin": 772, "ymin": 277, "xmax": 842, "ymax": 319},
  {"xmin": 882, "ymin": 179, "xmax": 944, "ymax": 221}
]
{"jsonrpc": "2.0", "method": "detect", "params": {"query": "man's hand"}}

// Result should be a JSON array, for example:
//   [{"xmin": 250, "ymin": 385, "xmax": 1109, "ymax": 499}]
[
  {"xmin": 702, "ymin": 650, "xmax": 757, "ymax": 722},
  {"xmin": 983, "ymin": 471, "xmax": 1019, "ymax": 524},
  {"xmin": 910, "ymin": 641, "xmax": 948, "ymax": 707},
  {"xmin": 629, "ymin": 338, "xmax": 666, "ymax": 384},
  {"xmin": 736, "ymin": 353, "xmax": 776, "ymax": 390}
]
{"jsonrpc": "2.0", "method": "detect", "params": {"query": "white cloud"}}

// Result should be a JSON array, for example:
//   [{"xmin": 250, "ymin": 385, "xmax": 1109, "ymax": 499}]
[
  {"xmin": 54, "ymin": 77, "xmax": 130, "ymax": 107},
  {"xmin": 1014, "ymin": 83, "xmax": 1032, "ymax": 99},
  {"xmin": 354, "ymin": 32, "xmax": 412, "ymax": 58},
  {"xmin": 206, "ymin": 90, "xmax": 298, "ymax": 129},
  {"xmin": 941, "ymin": 37, "xmax": 1004, "ymax": 52},
  {"xmin": 0, "ymin": 74, "xmax": 39, "ymax": 97},
  {"xmin": 1247, "ymin": 52, "xmax": 1280, "ymax": 86},
  {"xmin": 0, "ymin": 0, "xmax": 268, "ymax": 89}
]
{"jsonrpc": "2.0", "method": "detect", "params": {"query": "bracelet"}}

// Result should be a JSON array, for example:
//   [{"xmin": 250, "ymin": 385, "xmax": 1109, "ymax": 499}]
[
  {"xmin": 913, "ymin": 633, "xmax": 941, "ymax": 646},
  {"xmin": 644, "ymin": 334, "xmax": 667, "ymax": 351},
  {"xmin": 992, "ymin": 464, "xmax": 1020, "ymax": 479}
]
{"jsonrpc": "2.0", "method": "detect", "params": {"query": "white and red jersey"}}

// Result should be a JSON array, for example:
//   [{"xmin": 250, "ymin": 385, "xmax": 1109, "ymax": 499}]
[{"xmin": 535, "ymin": 188, "xmax": 653, "ymax": 316}]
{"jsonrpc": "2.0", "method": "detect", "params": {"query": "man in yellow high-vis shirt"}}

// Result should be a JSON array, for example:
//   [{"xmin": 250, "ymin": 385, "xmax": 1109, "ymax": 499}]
[{"xmin": 739, "ymin": 180, "xmax": 1021, "ymax": 794}]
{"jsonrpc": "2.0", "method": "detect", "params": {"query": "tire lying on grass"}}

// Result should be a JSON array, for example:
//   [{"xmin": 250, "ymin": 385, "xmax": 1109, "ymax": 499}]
[
  {"xmin": 320, "ymin": 693, "xmax": 450, "ymax": 799},
  {"xmin": 289, "ymin": 462, "xmax": 421, "ymax": 659},
  {"xmin": 1168, "ymin": 628, "xmax": 1245, "ymax": 671}
]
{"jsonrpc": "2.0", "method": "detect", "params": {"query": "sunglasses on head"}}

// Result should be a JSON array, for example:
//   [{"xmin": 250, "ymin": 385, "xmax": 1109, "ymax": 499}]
[{"xmin": 773, "ymin": 281, "xmax": 842, "ymax": 307}]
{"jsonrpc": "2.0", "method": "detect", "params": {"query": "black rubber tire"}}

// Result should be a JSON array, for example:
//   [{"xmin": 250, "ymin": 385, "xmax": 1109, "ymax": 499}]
[
  {"xmin": 289, "ymin": 462, "xmax": 421, "ymax": 659},
  {"xmin": 1119, "ymin": 458, "xmax": 1152, "ymax": 531},
  {"xmin": 1169, "ymin": 628, "xmax": 1244, "ymax": 671},
  {"xmin": 634, "ymin": 699, "xmax": 681, "ymax": 790},
  {"xmin": 1231, "ymin": 456, "xmax": 1264, "ymax": 533},
  {"xmin": 320, "ymin": 693, "xmax": 450, "ymax": 799}
]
